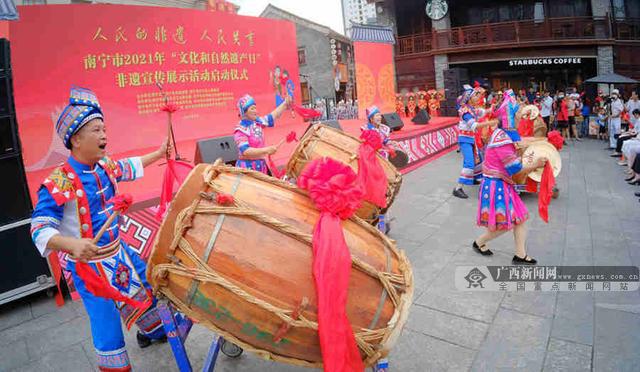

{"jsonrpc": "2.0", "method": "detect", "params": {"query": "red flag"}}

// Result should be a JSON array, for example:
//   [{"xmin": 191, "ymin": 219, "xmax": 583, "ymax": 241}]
[
  {"xmin": 538, "ymin": 162, "xmax": 555, "ymax": 223},
  {"xmin": 297, "ymin": 158, "xmax": 364, "ymax": 372},
  {"xmin": 357, "ymin": 130, "xmax": 387, "ymax": 208},
  {"xmin": 292, "ymin": 104, "xmax": 322, "ymax": 120},
  {"xmin": 156, "ymin": 159, "xmax": 194, "ymax": 221},
  {"xmin": 75, "ymin": 261, "xmax": 152, "ymax": 323}
]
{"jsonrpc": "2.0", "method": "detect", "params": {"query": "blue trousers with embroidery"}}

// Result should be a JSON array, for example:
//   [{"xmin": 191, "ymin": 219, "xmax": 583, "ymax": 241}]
[
  {"xmin": 458, "ymin": 142, "xmax": 482, "ymax": 185},
  {"xmin": 68, "ymin": 242, "xmax": 165, "ymax": 371}
]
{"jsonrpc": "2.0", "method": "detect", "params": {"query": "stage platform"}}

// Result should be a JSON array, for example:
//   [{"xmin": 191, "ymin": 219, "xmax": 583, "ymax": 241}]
[{"xmin": 113, "ymin": 116, "xmax": 459, "ymax": 259}]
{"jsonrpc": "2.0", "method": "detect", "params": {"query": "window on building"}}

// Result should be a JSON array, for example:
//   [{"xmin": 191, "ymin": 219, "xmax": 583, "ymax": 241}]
[
  {"xmin": 300, "ymin": 82, "xmax": 310, "ymax": 104},
  {"xmin": 298, "ymin": 48, "xmax": 306, "ymax": 66},
  {"xmin": 626, "ymin": 0, "xmax": 640, "ymax": 19},
  {"xmin": 547, "ymin": 0, "xmax": 591, "ymax": 18},
  {"xmin": 463, "ymin": 2, "xmax": 534, "ymax": 25}
]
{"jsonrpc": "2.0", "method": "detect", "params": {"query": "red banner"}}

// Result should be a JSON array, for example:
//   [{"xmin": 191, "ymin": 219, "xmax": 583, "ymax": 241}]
[
  {"xmin": 11, "ymin": 5, "xmax": 300, "ymax": 203},
  {"xmin": 353, "ymin": 41, "xmax": 396, "ymax": 118}
]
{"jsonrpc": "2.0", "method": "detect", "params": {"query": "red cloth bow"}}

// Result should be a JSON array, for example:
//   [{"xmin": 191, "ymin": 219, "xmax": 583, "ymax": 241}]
[
  {"xmin": 357, "ymin": 130, "xmax": 387, "ymax": 208},
  {"xmin": 107, "ymin": 194, "xmax": 133, "ymax": 214},
  {"xmin": 161, "ymin": 103, "xmax": 180, "ymax": 113},
  {"xmin": 216, "ymin": 193, "xmax": 234, "ymax": 205},
  {"xmin": 297, "ymin": 158, "xmax": 364, "ymax": 372},
  {"xmin": 547, "ymin": 131, "xmax": 564, "ymax": 151},
  {"xmin": 538, "ymin": 162, "xmax": 555, "ymax": 223},
  {"xmin": 286, "ymin": 131, "xmax": 298, "ymax": 143}
]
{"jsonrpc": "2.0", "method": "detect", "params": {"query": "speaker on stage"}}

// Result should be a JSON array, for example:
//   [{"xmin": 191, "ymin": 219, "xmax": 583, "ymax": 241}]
[
  {"xmin": 412, "ymin": 109, "xmax": 430, "ymax": 125},
  {"xmin": 383, "ymin": 112, "xmax": 404, "ymax": 131},
  {"xmin": 0, "ymin": 156, "xmax": 32, "ymax": 226},
  {"xmin": 443, "ymin": 67, "xmax": 469, "ymax": 100},
  {"xmin": 194, "ymin": 135, "xmax": 239, "ymax": 165}
]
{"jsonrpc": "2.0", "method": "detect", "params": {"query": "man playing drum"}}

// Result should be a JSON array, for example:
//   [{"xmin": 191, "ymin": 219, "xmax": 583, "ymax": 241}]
[{"xmin": 30, "ymin": 87, "xmax": 177, "ymax": 371}]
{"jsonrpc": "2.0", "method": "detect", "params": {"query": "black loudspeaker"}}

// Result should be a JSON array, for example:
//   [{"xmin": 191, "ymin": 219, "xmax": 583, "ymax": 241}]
[
  {"xmin": 443, "ymin": 67, "xmax": 469, "ymax": 100},
  {"xmin": 0, "ymin": 156, "xmax": 32, "ymax": 225},
  {"xmin": 383, "ymin": 112, "xmax": 404, "ymax": 131},
  {"xmin": 194, "ymin": 135, "xmax": 239, "ymax": 165},
  {"xmin": 0, "ymin": 39, "xmax": 10, "ymax": 74},
  {"xmin": 0, "ymin": 222, "xmax": 52, "ymax": 296},
  {"xmin": 412, "ymin": 109, "xmax": 430, "ymax": 125}
]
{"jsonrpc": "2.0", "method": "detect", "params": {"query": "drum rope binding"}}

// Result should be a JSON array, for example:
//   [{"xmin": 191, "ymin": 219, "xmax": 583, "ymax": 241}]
[{"xmin": 150, "ymin": 164, "xmax": 412, "ymax": 366}]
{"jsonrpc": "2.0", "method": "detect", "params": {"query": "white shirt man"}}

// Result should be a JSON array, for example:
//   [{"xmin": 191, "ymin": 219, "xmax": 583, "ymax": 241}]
[
  {"xmin": 610, "ymin": 89, "xmax": 624, "ymax": 148},
  {"xmin": 540, "ymin": 94, "xmax": 553, "ymax": 118}
]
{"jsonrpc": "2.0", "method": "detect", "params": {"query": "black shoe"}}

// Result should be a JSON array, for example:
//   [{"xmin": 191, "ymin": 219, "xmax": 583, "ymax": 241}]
[
  {"xmin": 453, "ymin": 188, "xmax": 468, "ymax": 199},
  {"xmin": 137, "ymin": 331, "xmax": 167, "ymax": 349},
  {"xmin": 628, "ymin": 180, "xmax": 640, "ymax": 185},
  {"xmin": 512, "ymin": 255, "xmax": 537, "ymax": 265},
  {"xmin": 626, "ymin": 176, "xmax": 635, "ymax": 182},
  {"xmin": 610, "ymin": 153, "xmax": 622, "ymax": 157},
  {"xmin": 634, "ymin": 192, "xmax": 640, "ymax": 197},
  {"xmin": 473, "ymin": 241, "xmax": 493, "ymax": 256}
]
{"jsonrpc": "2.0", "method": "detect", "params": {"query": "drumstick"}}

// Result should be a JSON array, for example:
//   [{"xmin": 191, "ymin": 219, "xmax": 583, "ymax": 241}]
[{"xmin": 92, "ymin": 212, "xmax": 120, "ymax": 244}]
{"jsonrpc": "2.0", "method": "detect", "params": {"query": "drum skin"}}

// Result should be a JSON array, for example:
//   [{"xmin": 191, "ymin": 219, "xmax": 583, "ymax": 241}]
[
  {"xmin": 286, "ymin": 124, "xmax": 403, "ymax": 223},
  {"xmin": 147, "ymin": 163, "xmax": 413, "ymax": 368}
]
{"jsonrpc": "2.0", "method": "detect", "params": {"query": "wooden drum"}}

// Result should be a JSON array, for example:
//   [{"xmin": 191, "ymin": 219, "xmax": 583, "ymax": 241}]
[
  {"xmin": 147, "ymin": 163, "xmax": 413, "ymax": 368},
  {"xmin": 286, "ymin": 124, "xmax": 403, "ymax": 223}
]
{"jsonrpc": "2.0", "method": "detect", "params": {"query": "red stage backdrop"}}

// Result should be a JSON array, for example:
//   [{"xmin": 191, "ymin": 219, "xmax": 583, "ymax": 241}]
[
  {"xmin": 353, "ymin": 41, "xmax": 396, "ymax": 118},
  {"xmin": 12, "ymin": 4, "xmax": 300, "ymax": 204}
]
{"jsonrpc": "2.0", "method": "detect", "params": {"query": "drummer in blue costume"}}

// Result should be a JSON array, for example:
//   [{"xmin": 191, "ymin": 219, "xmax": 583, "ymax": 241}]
[
  {"xmin": 361, "ymin": 105, "xmax": 393, "ymax": 159},
  {"xmin": 453, "ymin": 84, "xmax": 495, "ymax": 199},
  {"xmin": 30, "ymin": 87, "xmax": 177, "ymax": 371}
]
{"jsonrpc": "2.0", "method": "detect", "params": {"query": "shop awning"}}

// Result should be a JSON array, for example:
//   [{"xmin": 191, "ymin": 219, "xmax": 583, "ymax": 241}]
[{"xmin": 584, "ymin": 73, "xmax": 638, "ymax": 84}]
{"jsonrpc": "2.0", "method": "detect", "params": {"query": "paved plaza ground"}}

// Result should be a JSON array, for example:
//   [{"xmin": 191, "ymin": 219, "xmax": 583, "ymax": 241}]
[{"xmin": 1, "ymin": 138, "xmax": 639, "ymax": 371}]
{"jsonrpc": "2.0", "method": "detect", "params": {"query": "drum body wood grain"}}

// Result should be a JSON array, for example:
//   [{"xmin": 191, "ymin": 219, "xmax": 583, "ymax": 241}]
[
  {"xmin": 147, "ymin": 163, "xmax": 413, "ymax": 368},
  {"xmin": 286, "ymin": 124, "xmax": 403, "ymax": 223}
]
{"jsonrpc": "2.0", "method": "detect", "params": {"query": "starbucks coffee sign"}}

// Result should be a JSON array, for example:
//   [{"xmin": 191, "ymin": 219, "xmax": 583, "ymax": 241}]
[{"xmin": 508, "ymin": 57, "xmax": 582, "ymax": 67}]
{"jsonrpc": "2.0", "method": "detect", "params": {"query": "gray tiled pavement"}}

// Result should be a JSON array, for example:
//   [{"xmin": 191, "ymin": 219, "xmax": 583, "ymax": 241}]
[{"xmin": 1, "ymin": 139, "xmax": 639, "ymax": 371}]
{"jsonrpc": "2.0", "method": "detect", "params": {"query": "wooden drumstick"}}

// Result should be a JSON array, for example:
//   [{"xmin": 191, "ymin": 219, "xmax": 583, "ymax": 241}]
[{"xmin": 92, "ymin": 194, "xmax": 133, "ymax": 244}]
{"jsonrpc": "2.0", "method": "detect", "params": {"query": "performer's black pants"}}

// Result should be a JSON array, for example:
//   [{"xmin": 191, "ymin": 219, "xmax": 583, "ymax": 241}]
[
  {"xmin": 616, "ymin": 135, "xmax": 634, "ymax": 153},
  {"xmin": 633, "ymin": 155, "xmax": 640, "ymax": 174}
]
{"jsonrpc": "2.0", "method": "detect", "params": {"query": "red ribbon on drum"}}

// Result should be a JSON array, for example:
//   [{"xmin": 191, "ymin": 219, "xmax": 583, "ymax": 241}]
[
  {"xmin": 357, "ymin": 130, "xmax": 388, "ymax": 208},
  {"xmin": 298, "ymin": 158, "xmax": 365, "ymax": 372}
]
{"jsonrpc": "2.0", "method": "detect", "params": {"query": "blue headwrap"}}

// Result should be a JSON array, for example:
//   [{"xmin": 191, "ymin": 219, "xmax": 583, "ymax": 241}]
[
  {"xmin": 237, "ymin": 94, "xmax": 255, "ymax": 117},
  {"xmin": 366, "ymin": 105, "xmax": 380, "ymax": 123},
  {"xmin": 55, "ymin": 86, "xmax": 104, "ymax": 149}
]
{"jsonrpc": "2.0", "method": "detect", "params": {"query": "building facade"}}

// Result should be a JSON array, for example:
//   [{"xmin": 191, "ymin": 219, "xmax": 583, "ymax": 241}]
[
  {"xmin": 341, "ymin": 0, "xmax": 377, "ymax": 36},
  {"xmin": 261, "ymin": 4, "xmax": 356, "ymax": 106},
  {"xmin": 372, "ymin": 0, "xmax": 639, "ymax": 100}
]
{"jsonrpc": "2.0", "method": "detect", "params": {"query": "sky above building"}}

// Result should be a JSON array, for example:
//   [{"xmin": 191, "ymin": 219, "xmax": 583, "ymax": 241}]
[{"xmin": 232, "ymin": 0, "xmax": 345, "ymax": 35}]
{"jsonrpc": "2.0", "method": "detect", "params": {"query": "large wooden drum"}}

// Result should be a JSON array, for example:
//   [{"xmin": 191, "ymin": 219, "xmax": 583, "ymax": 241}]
[
  {"xmin": 147, "ymin": 163, "xmax": 413, "ymax": 368},
  {"xmin": 286, "ymin": 124, "xmax": 403, "ymax": 223}
]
